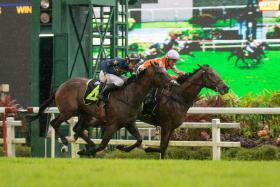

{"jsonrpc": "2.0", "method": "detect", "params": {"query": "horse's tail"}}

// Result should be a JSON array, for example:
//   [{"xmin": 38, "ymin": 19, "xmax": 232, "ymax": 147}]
[{"xmin": 26, "ymin": 92, "xmax": 55, "ymax": 122}]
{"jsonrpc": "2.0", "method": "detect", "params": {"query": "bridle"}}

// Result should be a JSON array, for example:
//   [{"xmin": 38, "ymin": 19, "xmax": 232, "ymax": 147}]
[{"xmin": 182, "ymin": 67, "xmax": 222, "ymax": 91}]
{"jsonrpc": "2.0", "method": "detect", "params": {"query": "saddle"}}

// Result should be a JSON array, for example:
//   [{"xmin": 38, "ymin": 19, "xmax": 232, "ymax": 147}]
[
  {"xmin": 83, "ymin": 79, "xmax": 104, "ymax": 105},
  {"xmin": 84, "ymin": 79, "xmax": 108, "ymax": 123}
]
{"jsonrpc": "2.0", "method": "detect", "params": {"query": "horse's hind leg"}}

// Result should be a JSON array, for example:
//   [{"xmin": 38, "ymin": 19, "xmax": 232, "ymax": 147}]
[
  {"xmin": 50, "ymin": 113, "xmax": 72, "ymax": 151},
  {"xmin": 116, "ymin": 122, "xmax": 143, "ymax": 152},
  {"xmin": 73, "ymin": 115, "xmax": 97, "ymax": 152}
]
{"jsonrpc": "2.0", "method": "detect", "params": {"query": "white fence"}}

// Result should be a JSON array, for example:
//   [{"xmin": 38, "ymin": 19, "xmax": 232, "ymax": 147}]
[
  {"xmin": 2, "ymin": 107, "xmax": 280, "ymax": 159},
  {"xmin": 197, "ymin": 39, "xmax": 280, "ymax": 52},
  {"xmin": 27, "ymin": 107, "xmax": 280, "ymax": 114},
  {"xmin": 27, "ymin": 107, "xmax": 280, "ymax": 160},
  {"xmin": 0, "ymin": 117, "xmax": 26, "ymax": 157}
]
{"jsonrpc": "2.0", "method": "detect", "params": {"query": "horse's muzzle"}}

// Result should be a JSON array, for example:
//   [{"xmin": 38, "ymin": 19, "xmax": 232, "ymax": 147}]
[{"xmin": 218, "ymin": 85, "xmax": 229, "ymax": 95}]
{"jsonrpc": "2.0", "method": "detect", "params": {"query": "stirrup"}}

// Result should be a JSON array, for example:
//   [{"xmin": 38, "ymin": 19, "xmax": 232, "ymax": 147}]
[{"xmin": 98, "ymin": 95, "xmax": 109, "ymax": 103}]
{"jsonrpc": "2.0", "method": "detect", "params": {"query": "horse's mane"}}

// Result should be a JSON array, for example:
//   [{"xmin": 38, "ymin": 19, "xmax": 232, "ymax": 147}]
[
  {"xmin": 177, "ymin": 64, "xmax": 210, "ymax": 84},
  {"xmin": 123, "ymin": 69, "xmax": 147, "ymax": 87}
]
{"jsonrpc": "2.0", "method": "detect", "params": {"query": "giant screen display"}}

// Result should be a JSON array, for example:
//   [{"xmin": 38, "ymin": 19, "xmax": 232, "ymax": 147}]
[{"xmin": 128, "ymin": 3, "xmax": 280, "ymax": 97}]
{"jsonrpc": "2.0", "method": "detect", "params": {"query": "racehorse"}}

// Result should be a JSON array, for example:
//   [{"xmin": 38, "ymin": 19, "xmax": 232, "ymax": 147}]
[
  {"xmin": 163, "ymin": 38, "xmax": 179, "ymax": 53},
  {"xmin": 116, "ymin": 65, "xmax": 229, "ymax": 159},
  {"xmin": 227, "ymin": 42, "xmax": 269, "ymax": 67},
  {"xmin": 179, "ymin": 41, "xmax": 195, "ymax": 57},
  {"xmin": 145, "ymin": 43, "xmax": 165, "ymax": 60},
  {"xmin": 27, "ymin": 63, "xmax": 173, "ymax": 156}
]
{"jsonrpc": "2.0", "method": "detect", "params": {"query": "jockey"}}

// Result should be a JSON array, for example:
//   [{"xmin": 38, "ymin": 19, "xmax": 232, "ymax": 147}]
[
  {"xmin": 98, "ymin": 53, "xmax": 141, "ymax": 102},
  {"xmin": 138, "ymin": 49, "xmax": 184, "ymax": 115},
  {"xmin": 245, "ymin": 38, "xmax": 261, "ymax": 56},
  {"xmin": 138, "ymin": 49, "xmax": 185, "ymax": 79}
]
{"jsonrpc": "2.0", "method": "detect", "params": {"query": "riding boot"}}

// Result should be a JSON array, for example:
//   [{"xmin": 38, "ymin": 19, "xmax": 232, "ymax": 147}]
[{"xmin": 98, "ymin": 83, "xmax": 118, "ymax": 103}]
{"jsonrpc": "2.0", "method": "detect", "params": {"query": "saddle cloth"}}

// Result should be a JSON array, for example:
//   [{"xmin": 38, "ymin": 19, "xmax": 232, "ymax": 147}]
[{"xmin": 83, "ymin": 79, "xmax": 103, "ymax": 105}]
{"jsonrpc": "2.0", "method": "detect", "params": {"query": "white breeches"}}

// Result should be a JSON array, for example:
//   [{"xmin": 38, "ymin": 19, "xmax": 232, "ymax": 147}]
[
  {"xmin": 246, "ymin": 46, "xmax": 254, "ymax": 53},
  {"xmin": 99, "ymin": 71, "xmax": 125, "ymax": 86}
]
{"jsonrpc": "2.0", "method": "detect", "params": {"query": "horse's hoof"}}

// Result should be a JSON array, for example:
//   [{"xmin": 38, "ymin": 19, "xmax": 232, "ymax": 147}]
[
  {"xmin": 77, "ymin": 149, "xmax": 91, "ymax": 156},
  {"xmin": 116, "ymin": 145, "xmax": 132, "ymax": 152},
  {"xmin": 144, "ymin": 147, "xmax": 153, "ymax": 153},
  {"xmin": 91, "ymin": 152, "xmax": 97, "ymax": 157},
  {"xmin": 116, "ymin": 145, "xmax": 126, "ymax": 151},
  {"xmin": 61, "ymin": 145, "xmax": 68, "ymax": 153}
]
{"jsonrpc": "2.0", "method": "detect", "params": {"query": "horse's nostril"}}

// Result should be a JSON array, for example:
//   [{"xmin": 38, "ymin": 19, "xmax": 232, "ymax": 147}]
[{"xmin": 224, "ymin": 86, "xmax": 229, "ymax": 92}]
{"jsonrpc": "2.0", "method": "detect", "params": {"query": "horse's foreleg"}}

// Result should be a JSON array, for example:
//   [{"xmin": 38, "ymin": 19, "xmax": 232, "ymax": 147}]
[
  {"xmin": 79, "ymin": 124, "xmax": 118, "ymax": 156},
  {"xmin": 72, "ymin": 116, "xmax": 99, "ymax": 141},
  {"xmin": 188, "ymin": 52, "xmax": 195, "ymax": 58},
  {"xmin": 144, "ymin": 147, "xmax": 160, "ymax": 153},
  {"xmin": 116, "ymin": 123, "xmax": 143, "ymax": 152},
  {"xmin": 144, "ymin": 127, "xmax": 172, "ymax": 159},
  {"xmin": 73, "ymin": 116, "xmax": 96, "ymax": 150},
  {"xmin": 159, "ymin": 128, "xmax": 173, "ymax": 159},
  {"xmin": 235, "ymin": 58, "xmax": 240, "ymax": 66},
  {"xmin": 227, "ymin": 54, "xmax": 233, "ymax": 61}
]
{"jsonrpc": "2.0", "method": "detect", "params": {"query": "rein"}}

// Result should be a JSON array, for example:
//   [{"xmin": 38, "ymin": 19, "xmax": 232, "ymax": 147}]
[
  {"xmin": 157, "ymin": 88, "xmax": 190, "ymax": 109},
  {"xmin": 181, "ymin": 68, "xmax": 222, "ymax": 91}
]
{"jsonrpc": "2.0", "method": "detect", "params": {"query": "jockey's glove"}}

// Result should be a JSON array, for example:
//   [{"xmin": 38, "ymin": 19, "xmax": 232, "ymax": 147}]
[{"xmin": 170, "ymin": 80, "xmax": 180, "ymax": 86}]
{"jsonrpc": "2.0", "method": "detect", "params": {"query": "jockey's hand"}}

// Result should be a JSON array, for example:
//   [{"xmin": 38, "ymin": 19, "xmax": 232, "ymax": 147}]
[
  {"xmin": 170, "ymin": 80, "xmax": 180, "ymax": 86},
  {"xmin": 130, "ymin": 73, "xmax": 137, "ymax": 79},
  {"xmin": 137, "ymin": 65, "xmax": 144, "ymax": 72}
]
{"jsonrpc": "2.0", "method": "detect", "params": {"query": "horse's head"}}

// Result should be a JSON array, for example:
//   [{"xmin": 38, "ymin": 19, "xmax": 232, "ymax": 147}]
[
  {"xmin": 196, "ymin": 65, "xmax": 229, "ymax": 95},
  {"xmin": 140, "ymin": 62, "xmax": 172, "ymax": 87}
]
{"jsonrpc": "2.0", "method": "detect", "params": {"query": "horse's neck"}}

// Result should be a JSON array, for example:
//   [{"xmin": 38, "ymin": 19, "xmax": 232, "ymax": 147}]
[{"xmin": 175, "ymin": 73, "xmax": 204, "ymax": 104}]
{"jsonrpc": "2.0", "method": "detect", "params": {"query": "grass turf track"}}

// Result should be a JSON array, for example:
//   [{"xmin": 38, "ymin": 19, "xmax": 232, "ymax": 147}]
[
  {"xmin": 171, "ymin": 51, "xmax": 280, "ymax": 97},
  {"xmin": 1, "ymin": 158, "xmax": 280, "ymax": 187}
]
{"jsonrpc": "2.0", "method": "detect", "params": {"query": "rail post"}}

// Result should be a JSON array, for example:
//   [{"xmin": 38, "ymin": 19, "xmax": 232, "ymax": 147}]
[
  {"xmin": 202, "ymin": 40, "xmax": 206, "ymax": 52},
  {"xmin": 212, "ymin": 118, "xmax": 221, "ymax": 160},
  {"xmin": 50, "ymin": 113, "xmax": 55, "ymax": 158},
  {"xmin": 6, "ymin": 117, "xmax": 16, "ymax": 157},
  {"xmin": 1, "ymin": 113, "xmax": 7, "ymax": 156}
]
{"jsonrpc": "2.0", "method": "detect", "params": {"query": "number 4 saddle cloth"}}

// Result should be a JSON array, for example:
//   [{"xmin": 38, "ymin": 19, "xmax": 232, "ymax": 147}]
[{"xmin": 83, "ymin": 79, "xmax": 103, "ymax": 105}]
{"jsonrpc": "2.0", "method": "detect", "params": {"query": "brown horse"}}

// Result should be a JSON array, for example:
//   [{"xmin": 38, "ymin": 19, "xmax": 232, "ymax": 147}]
[
  {"xmin": 28, "ymin": 63, "xmax": 173, "ymax": 155},
  {"xmin": 116, "ymin": 65, "xmax": 229, "ymax": 158}
]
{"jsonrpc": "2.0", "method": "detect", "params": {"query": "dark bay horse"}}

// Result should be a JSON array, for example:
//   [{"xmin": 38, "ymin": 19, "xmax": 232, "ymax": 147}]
[
  {"xmin": 163, "ymin": 39, "xmax": 179, "ymax": 53},
  {"xmin": 179, "ymin": 41, "xmax": 195, "ymax": 58},
  {"xmin": 117, "ymin": 65, "xmax": 229, "ymax": 158},
  {"xmin": 227, "ymin": 42, "xmax": 269, "ymax": 67},
  {"xmin": 28, "ymin": 63, "xmax": 173, "ymax": 155}
]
